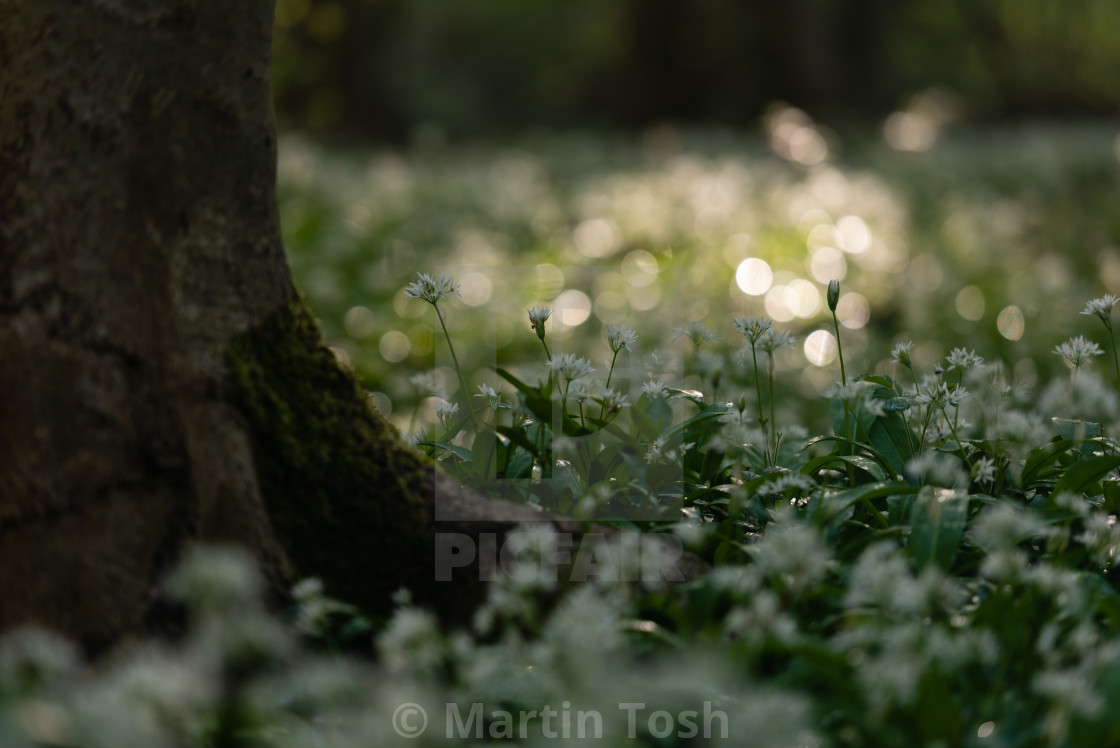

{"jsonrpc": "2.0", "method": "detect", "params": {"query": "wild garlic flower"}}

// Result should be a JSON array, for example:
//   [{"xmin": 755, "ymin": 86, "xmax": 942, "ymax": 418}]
[
  {"xmin": 906, "ymin": 452, "xmax": 968, "ymax": 488},
  {"xmin": 644, "ymin": 436, "xmax": 693, "ymax": 464},
  {"xmin": 475, "ymin": 383, "xmax": 503, "ymax": 410},
  {"xmin": 641, "ymin": 379, "xmax": 670, "ymax": 398},
  {"xmin": 547, "ymin": 352, "xmax": 595, "ymax": 383},
  {"xmin": 597, "ymin": 387, "xmax": 630, "ymax": 411},
  {"xmin": 827, "ymin": 279, "xmax": 840, "ymax": 312},
  {"xmin": 971, "ymin": 455, "xmax": 997, "ymax": 488},
  {"xmin": 433, "ymin": 400, "xmax": 460, "ymax": 428},
  {"xmin": 1081, "ymin": 294, "xmax": 1118, "ymax": 326},
  {"xmin": 404, "ymin": 272, "xmax": 461, "ymax": 305},
  {"xmin": 734, "ymin": 315, "xmax": 772, "ymax": 345},
  {"xmin": 675, "ymin": 321, "xmax": 720, "ymax": 348},
  {"xmin": 827, "ymin": 381, "xmax": 887, "ymax": 417},
  {"xmin": 915, "ymin": 382, "xmax": 968, "ymax": 408},
  {"xmin": 759, "ymin": 329, "xmax": 796, "ymax": 354},
  {"xmin": 410, "ymin": 371, "xmax": 447, "ymax": 399},
  {"xmin": 946, "ymin": 347, "xmax": 984, "ymax": 371},
  {"xmin": 891, "ymin": 340, "xmax": 914, "ymax": 368},
  {"xmin": 1053, "ymin": 335, "xmax": 1104, "ymax": 368},
  {"xmin": 606, "ymin": 324, "xmax": 637, "ymax": 353},
  {"xmin": 527, "ymin": 306, "xmax": 551, "ymax": 339}
]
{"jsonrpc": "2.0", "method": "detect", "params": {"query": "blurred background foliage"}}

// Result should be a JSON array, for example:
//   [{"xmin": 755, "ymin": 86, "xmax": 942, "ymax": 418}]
[
  {"xmin": 272, "ymin": 0, "xmax": 1120, "ymax": 139},
  {"xmin": 270, "ymin": 0, "xmax": 1120, "ymax": 435}
]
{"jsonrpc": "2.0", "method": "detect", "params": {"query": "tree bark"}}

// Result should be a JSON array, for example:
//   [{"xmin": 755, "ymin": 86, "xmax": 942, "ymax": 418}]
[
  {"xmin": 0, "ymin": 1, "xmax": 706, "ymax": 652},
  {"xmin": 0, "ymin": 0, "xmax": 422, "ymax": 650}
]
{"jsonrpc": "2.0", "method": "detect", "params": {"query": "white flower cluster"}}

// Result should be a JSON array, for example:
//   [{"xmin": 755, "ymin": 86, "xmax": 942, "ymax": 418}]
[{"xmin": 404, "ymin": 271, "xmax": 461, "ymax": 305}]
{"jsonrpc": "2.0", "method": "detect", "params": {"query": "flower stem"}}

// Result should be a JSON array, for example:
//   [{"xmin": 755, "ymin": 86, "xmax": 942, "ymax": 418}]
[
  {"xmin": 1110, "ymin": 324, "xmax": 1120, "ymax": 403},
  {"xmin": 434, "ymin": 302, "xmax": 478, "ymax": 429},
  {"xmin": 767, "ymin": 351, "xmax": 777, "ymax": 458}
]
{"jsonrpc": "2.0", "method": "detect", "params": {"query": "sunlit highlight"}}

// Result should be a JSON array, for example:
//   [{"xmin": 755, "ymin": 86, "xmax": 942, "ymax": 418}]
[
  {"xmin": 534, "ymin": 264, "xmax": 565, "ymax": 299},
  {"xmin": 884, "ymin": 112, "xmax": 937, "ymax": 152},
  {"xmin": 459, "ymin": 271, "xmax": 493, "ymax": 307},
  {"xmin": 764, "ymin": 285, "xmax": 795, "ymax": 322},
  {"xmin": 555, "ymin": 289, "xmax": 592, "ymax": 326},
  {"xmin": 621, "ymin": 249, "xmax": 659, "ymax": 287},
  {"xmin": 594, "ymin": 291, "xmax": 626, "ymax": 323},
  {"xmin": 808, "ymin": 246, "xmax": 847, "ymax": 284},
  {"xmin": 735, "ymin": 257, "xmax": 773, "ymax": 296},
  {"xmin": 784, "ymin": 279, "xmax": 821, "ymax": 318},
  {"xmin": 344, "ymin": 305, "xmax": 377, "ymax": 338},
  {"xmin": 955, "ymin": 286, "xmax": 985, "ymax": 321},
  {"xmin": 574, "ymin": 218, "xmax": 619, "ymax": 258},
  {"xmin": 836, "ymin": 216, "xmax": 871, "ymax": 254},
  {"xmin": 379, "ymin": 330, "xmax": 410, "ymax": 362},
  {"xmin": 997, "ymin": 305, "xmax": 1025, "ymax": 341},
  {"xmin": 804, "ymin": 329, "xmax": 838, "ymax": 366},
  {"xmin": 837, "ymin": 292, "xmax": 870, "ymax": 329}
]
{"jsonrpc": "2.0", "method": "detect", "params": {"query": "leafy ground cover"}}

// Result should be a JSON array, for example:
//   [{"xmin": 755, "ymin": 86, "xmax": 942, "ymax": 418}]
[
  {"xmin": 5, "ymin": 124, "xmax": 1120, "ymax": 746},
  {"xmin": 277, "ymin": 119, "xmax": 1120, "ymax": 437}
]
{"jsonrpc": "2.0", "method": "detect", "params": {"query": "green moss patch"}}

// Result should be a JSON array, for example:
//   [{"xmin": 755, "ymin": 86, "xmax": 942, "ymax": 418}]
[{"xmin": 225, "ymin": 297, "xmax": 434, "ymax": 618}]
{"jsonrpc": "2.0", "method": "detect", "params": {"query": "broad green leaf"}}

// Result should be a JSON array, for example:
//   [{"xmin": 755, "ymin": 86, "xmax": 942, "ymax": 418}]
[
  {"xmin": 1020, "ymin": 439, "xmax": 1078, "ymax": 487},
  {"xmin": 1053, "ymin": 454, "xmax": 1120, "ymax": 496},
  {"xmin": 909, "ymin": 486, "xmax": 968, "ymax": 572},
  {"xmin": 417, "ymin": 441, "xmax": 472, "ymax": 462}
]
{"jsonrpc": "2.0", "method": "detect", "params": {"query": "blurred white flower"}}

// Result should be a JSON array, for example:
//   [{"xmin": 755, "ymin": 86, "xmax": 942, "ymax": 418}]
[
  {"xmin": 891, "ymin": 340, "xmax": 914, "ymax": 368},
  {"xmin": 433, "ymin": 399, "xmax": 460, "ymax": 428},
  {"xmin": 734, "ymin": 316, "xmax": 772, "ymax": 345},
  {"xmin": 1053, "ymin": 335, "xmax": 1104, "ymax": 368},
  {"xmin": 547, "ymin": 352, "xmax": 595, "ymax": 383},
  {"xmin": 475, "ymin": 382, "xmax": 503, "ymax": 410},
  {"xmin": 946, "ymin": 347, "xmax": 984, "ymax": 371}
]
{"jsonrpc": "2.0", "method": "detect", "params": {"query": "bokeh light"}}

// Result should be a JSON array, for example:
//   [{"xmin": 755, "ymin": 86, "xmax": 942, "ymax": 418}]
[
  {"xmin": 804, "ymin": 330, "xmax": 838, "ymax": 366},
  {"xmin": 574, "ymin": 218, "xmax": 619, "ymax": 258},
  {"xmin": 621, "ymin": 250, "xmax": 659, "ymax": 287},
  {"xmin": 379, "ymin": 330, "xmax": 410, "ymax": 362},
  {"xmin": 837, "ymin": 292, "xmax": 871, "ymax": 329},
  {"xmin": 997, "ymin": 305, "xmax": 1025, "ymax": 341},
  {"xmin": 955, "ymin": 286, "xmax": 985, "ymax": 321},
  {"xmin": 784, "ymin": 279, "xmax": 821, "ymax": 318},
  {"xmin": 835, "ymin": 216, "xmax": 871, "ymax": 254},
  {"xmin": 735, "ymin": 257, "xmax": 773, "ymax": 296},
  {"xmin": 884, "ymin": 112, "xmax": 937, "ymax": 152},
  {"xmin": 459, "ymin": 271, "xmax": 493, "ymax": 307},
  {"xmin": 555, "ymin": 289, "xmax": 592, "ymax": 326},
  {"xmin": 808, "ymin": 246, "xmax": 847, "ymax": 284},
  {"xmin": 533, "ymin": 264, "xmax": 565, "ymax": 299},
  {"xmin": 343, "ymin": 305, "xmax": 377, "ymax": 338}
]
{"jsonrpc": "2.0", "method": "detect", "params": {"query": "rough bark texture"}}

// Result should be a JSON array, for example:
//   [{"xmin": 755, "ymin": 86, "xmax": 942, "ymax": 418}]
[
  {"xmin": 0, "ymin": 0, "xmax": 298, "ymax": 651},
  {"xmin": 0, "ymin": 0, "xmax": 705, "ymax": 651}
]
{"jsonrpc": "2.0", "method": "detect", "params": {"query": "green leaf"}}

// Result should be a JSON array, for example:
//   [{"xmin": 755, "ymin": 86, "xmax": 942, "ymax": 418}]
[
  {"xmin": 800, "ymin": 453, "xmax": 888, "ymax": 482},
  {"xmin": 417, "ymin": 441, "xmax": 472, "ymax": 462},
  {"xmin": 495, "ymin": 425, "xmax": 541, "ymax": 457},
  {"xmin": 470, "ymin": 429, "xmax": 499, "ymax": 479},
  {"xmin": 1020, "ymin": 439, "xmax": 1078, "ymax": 487},
  {"xmin": 1052, "ymin": 417, "xmax": 1102, "ymax": 445},
  {"xmin": 1053, "ymin": 454, "xmax": 1120, "ymax": 496},
  {"xmin": 866, "ymin": 410, "xmax": 915, "ymax": 477},
  {"xmin": 909, "ymin": 486, "xmax": 968, "ymax": 572}
]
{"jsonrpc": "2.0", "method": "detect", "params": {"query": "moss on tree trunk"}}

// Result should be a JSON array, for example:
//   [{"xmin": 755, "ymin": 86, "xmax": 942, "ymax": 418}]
[{"xmin": 225, "ymin": 296, "xmax": 437, "ymax": 620}]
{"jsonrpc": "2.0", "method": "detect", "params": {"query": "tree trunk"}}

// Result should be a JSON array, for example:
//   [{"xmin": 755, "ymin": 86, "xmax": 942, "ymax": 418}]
[
  {"xmin": 0, "ymin": 1, "xmax": 705, "ymax": 653},
  {"xmin": 0, "ymin": 0, "xmax": 428, "ymax": 651}
]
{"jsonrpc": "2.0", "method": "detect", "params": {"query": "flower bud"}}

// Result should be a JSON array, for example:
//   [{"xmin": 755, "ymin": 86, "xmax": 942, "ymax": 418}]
[{"xmin": 827, "ymin": 279, "xmax": 840, "ymax": 312}]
